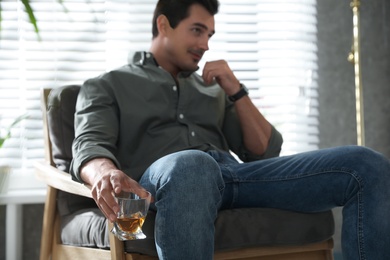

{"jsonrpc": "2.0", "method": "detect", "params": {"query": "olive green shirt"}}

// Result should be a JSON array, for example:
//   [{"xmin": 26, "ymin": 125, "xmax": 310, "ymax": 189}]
[{"xmin": 70, "ymin": 51, "xmax": 283, "ymax": 182}]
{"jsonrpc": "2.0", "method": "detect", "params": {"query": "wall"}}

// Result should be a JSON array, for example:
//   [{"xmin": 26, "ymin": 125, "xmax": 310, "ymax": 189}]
[
  {"xmin": 317, "ymin": 0, "xmax": 390, "ymax": 257},
  {"xmin": 1, "ymin": 0, "xmax": 389, "ymax": 259},
  {"xmin": 318, "ymin": 0, "xmax": 390, "ymax": 154}
]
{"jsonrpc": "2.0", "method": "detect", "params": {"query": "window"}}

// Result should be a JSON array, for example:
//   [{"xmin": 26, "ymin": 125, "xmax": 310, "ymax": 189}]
[{"xmin": 0, "ymin": 0, "xmax": 318, "ymax": 190}]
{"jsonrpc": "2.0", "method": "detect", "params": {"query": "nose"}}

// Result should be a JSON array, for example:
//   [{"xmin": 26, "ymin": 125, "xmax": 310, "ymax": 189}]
[{"xmin": 199, "ymin": 36, "xmax": 209, "ymax": 51}]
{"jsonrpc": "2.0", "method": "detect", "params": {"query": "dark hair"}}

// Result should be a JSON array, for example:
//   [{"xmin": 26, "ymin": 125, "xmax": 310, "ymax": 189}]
[{"xmin": 152, "ymin": 0, "xmax": 220, "ymax": 38}]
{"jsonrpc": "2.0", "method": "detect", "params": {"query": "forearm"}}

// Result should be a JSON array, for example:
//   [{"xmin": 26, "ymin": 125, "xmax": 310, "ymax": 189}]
[
  {"xmin": 202, "ymin": 59, "xmax": 275, "ymax": 156},
  {"xmin": 234, "ymin": 95, "xmax": 272, "ymax": 156}
]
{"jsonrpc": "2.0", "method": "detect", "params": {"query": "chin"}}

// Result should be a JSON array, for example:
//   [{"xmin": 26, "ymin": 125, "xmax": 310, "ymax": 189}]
[{"xmin": 181, "ymin": 63, "xmax": 199, "ymax": 72}]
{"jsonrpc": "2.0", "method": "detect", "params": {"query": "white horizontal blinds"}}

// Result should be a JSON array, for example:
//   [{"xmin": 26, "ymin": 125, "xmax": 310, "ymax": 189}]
[
  {"xmin": 0, "ymin": 0, "xmax": 318, "ymax": 190},
  {"xmin": 0, "ymin": 0, "xmax": 29, "ymax": 172},
  {"xmin": 29, "ymin": 0, "xmax": 108, "ymax": 82},
  {"xmin": 202, "ymin": 0, "xmax": 319, "ymax": 155},
  {"xmin": 104, "ymin": 0, "xmax": 155, "ymax": 68},
  {"xmin": 255, "ymin": 0, "xmax": 319, "ymax": 154},
  {"xmin": 22, "ymin": 0, "xmax": 108, "ymax": 181},
  {"xmin": 0, "ymin": 0, "xmax": 110, "ymax": 189}
]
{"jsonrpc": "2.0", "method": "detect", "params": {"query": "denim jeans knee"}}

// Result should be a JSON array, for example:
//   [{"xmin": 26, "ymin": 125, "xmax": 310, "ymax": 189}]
[
  {"xmin": 339, "ymin": 146, "xmax": 390, "ymax": 260},
  {"xmin": 140, "ymin": 150, "xmax": 224, "ymax": 201},
  {"xmin": 139, "ymin": 150, "xmax": 225, "ymax": 259}
]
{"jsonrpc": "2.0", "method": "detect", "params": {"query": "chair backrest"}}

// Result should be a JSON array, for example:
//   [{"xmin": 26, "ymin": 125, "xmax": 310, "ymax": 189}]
[
  {"xmin": 44, "ymin": 85, "xmax": 80, "ymax": 172},
  {"xmin": 43, "ymin": 85, "xmax": 96, "ymax": 216}
]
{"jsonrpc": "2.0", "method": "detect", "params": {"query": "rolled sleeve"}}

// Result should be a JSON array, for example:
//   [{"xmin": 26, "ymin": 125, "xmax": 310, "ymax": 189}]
[
  {"xmin": 70, "ymin": 77, "xmax": 121, "ymax": 183},
  {"xmin": 70, "ymin": 147, "xmax": 120, "ymax": 183},
  {"xmin": 239, "ymin": 125, "xmax": 283, "ymax": 162},
  {"xmin": 223, "ymin": 102, "xmax": 283, "ymax": 162}
]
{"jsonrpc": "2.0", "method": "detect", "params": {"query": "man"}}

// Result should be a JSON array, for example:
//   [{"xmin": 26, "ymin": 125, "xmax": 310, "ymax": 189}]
[{"xmin": 70, "ymin": 0, "xmax": 390, "ymax": 259}]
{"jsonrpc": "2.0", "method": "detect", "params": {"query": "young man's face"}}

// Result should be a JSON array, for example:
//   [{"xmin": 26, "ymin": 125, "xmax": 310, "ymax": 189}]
[{"xmin": 163, "ymin": 4, "xmax": 215, "ymax": 75}]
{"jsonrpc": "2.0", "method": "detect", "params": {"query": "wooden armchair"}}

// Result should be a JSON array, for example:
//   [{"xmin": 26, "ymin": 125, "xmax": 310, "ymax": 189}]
[{"xmin": 35, "ymin": 85, "xmax": 335, "ymax": 260}]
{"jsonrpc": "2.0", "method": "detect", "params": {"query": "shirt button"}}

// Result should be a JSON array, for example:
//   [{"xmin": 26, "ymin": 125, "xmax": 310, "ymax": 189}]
[
  {"xmin": 179, "ymin": 114, "xmax": 184, "ymax": 119},
  {"xmin": 146, "ymin": 53, "xmax": 151, "ymax": 58},
  {"xmin": 191, "ymin": 131, "xmax": 196, "ymax": 137},
  {"xmin": 173, "ymin": 86, "xmax": 177, "ymax": 91}
]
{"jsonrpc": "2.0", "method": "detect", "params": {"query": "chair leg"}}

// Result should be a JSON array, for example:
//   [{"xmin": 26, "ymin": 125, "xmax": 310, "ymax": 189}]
[
  {"xmin": 108, "ymin": 221, "xmax": 125, "ymax": 260},
  {"xmin": 39, "ymin": 186, "xmax": 57, "ymax": 260}
]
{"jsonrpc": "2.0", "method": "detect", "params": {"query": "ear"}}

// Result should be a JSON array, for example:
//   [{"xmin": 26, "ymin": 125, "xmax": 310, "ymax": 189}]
[{"xmin": 156, "ymin": 15, "xmax": 171, "ymax": 36}]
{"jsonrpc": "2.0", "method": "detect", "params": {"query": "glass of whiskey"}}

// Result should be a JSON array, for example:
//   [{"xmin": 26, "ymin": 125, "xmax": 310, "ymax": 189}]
[{"xmin": 111, "ymin": 191, "xmax": 152, "ymax": 240}]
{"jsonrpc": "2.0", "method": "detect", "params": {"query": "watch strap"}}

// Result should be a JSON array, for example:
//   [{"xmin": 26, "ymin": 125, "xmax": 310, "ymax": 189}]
[{"xmin": 228, "ymin": 84, "xmax": 248, "ymax": 102}]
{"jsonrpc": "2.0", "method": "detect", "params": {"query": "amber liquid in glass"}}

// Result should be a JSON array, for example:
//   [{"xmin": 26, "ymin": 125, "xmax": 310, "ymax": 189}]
[{"xmin": 117, "ymin": 213, "xmax": 145, "ymax": 233}]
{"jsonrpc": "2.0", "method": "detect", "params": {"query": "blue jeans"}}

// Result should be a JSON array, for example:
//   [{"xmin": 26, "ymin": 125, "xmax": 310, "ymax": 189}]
[{"xmin": 139, "ymin": 145, "xmax": 390, "ymax": 260}]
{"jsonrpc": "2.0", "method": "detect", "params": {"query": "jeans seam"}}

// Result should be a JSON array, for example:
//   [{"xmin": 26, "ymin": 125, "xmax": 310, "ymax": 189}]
[
  {"xmin": 358, "ymin": 189, "xmax": 365, "ymax": 260},
  {"xmin": 220, "ymin": 163, "xmax": 238, "ymax": 208},
  {"xmin": 350, "ymin": 172, "xmax": 364, "ymax": 260},
  {"xmin": 242, "ymin": 167, "xmax": 357, "ymax": 181},
  {"xmin": 340, "ymin": 170, "xmax": 365, "ymax": 260}
]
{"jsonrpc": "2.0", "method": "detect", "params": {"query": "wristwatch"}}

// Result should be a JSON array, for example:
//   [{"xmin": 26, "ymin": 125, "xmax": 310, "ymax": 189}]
[{"xmin": 228, "ymin": 84, "xmax": 249, "ymax": 102}]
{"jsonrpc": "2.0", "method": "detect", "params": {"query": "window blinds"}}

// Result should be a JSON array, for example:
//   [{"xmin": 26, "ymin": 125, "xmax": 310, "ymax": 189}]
[
  {"xmin": 202, "ymin": 0, "xmax": 319, "ymax": 155},
  {"xmin": 0, "ymin": 0, "xmax": 318, "ymax": 190}
]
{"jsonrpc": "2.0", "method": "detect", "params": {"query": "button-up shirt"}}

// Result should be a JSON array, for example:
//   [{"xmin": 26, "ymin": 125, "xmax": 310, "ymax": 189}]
[{"xmin": 70, "ymin": 51, "xmax": 283, "ymax": 182}]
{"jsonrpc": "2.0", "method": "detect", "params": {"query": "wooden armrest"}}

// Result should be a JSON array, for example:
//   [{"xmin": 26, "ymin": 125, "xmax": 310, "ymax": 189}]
[{"xmin": 34, "ymin": 161, "xmax": 92, "ymax": 198}]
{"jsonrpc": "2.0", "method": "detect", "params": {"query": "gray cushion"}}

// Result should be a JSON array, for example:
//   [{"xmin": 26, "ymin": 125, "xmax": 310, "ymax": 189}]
[
  {"xmin": 61, "ymin": 207, "xmax": 334, "ymax": 256},
  {"xmin": 49, "ymin": 85, "xmax": 334, "ymax": 255},
  {"xmin": 214, "ymin": 208, "xmax": 334, "ymax": 250},
  {"xmin": 61, "ymin": 208, "xmax": 110, "ymax": 249}
]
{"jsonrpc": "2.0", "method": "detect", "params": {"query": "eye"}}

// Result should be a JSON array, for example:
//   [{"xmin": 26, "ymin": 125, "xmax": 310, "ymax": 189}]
[{"xmin": 191, "ymin": 27, "xmax": 203, "ymax": 35}]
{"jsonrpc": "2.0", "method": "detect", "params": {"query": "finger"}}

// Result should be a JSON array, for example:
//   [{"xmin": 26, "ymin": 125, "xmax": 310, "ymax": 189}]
[
  {"xmin": 122, "ymin": 177, "xmax": 154, "ymax": 202},
  {"xmin": 202, "ymin": 63, "xmax": 210, "ymax": 84},
  {"xmin": 110, "ymin": 170, "xmax": 124, "ymax": 194},
  {"xmin": 202, "ymin": 63, "xmax": 217, "ymax": 85},
  {"xmin": 93, "ymin": 180, "xmax": 119, "ymax": 222},
  {"xmin": 110, "ymin": 171, "xmax": 150, "ymax": 202},
  {"xmin": 122, "ymin": 177, "xmax": 146, "ymax": 194}
]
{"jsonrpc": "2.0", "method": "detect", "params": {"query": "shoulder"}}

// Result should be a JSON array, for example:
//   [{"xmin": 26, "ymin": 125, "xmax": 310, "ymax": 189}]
[{"xmin": 82, "ymin": 64, "xmax": 146, "ymax": 89}]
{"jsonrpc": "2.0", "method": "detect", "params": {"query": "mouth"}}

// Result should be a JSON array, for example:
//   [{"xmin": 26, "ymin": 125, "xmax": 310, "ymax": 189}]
[{"xmin": 189, "ymin": 50, "xmax": 203, "ymax": 62}]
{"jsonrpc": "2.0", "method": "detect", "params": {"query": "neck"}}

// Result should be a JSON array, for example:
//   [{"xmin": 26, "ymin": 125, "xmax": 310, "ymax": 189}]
[{"xmin": 149, "ymin": 42, "xmax": 179, "ymax": 78}]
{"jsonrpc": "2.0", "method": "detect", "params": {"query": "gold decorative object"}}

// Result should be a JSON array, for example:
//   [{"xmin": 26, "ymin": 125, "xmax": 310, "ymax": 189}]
[{"xmin": 348, "ymin": 0, "xmax": 365, "ymax": 146}]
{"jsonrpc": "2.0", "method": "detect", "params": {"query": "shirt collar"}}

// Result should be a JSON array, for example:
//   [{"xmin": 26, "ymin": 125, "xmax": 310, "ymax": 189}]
[
  {"xmin": 132, "ymin": 51, "xmax": 158, "ymax": 66},
  {"xmin": 132, "ymin": 51, "xmax": 196, "ymax": 78}
]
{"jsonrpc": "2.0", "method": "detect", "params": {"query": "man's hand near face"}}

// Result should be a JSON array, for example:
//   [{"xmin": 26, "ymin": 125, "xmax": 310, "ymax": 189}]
[{"xmin": 202, "ymin": 60, "xmax": 241, "ymax": 95}]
